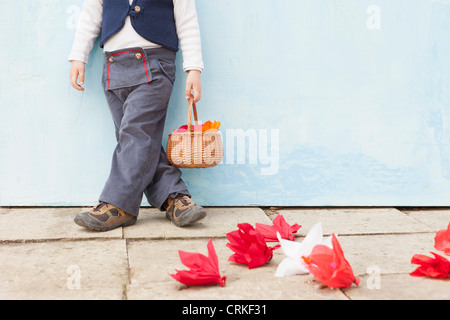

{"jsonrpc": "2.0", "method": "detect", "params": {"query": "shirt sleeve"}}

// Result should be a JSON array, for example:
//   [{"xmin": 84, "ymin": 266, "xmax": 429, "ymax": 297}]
[
  {"xmin": 173, "ymin": 0, "xmax": 204, "ymax": 72},
  {"xmin": 68, "ymin": 0, "xmax": 103, "ymax": 64}
]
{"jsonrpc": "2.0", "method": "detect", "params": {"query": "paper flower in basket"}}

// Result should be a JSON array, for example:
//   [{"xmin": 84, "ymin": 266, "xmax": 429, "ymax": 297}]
[
  {"xmin": 255, "ymin": 215, "xmax": 301, "ymax": 242},
  {"xmin": 173, "ymin": 121, "xmax": 220, "ymax": 133},
  {"xmin": 434, "ymin": 222, "xmax": 450, "ymax": 256},
  {"xmin": 202, "ymin": 120, "xmax": 221, "ymax": 133},
  {"xmin": 410, "ymin": 252, "xmax": 450, "ymax": 279},
  {"xmin": 275, "ymin": 222, "xmax": 331, "ymax": 277},
  {"xmin": 226, "ymin": 223, "xmax": 280, "ymax": 269},
  {"xmin": 173, "ymin": 124, "xmax": 203, "ymax": 133},
  {"xmin": 305, "ymin": 233, "xmax": 360, "ymax": 288},
  {"xmin": 170, "ymin": 238, "xmax": 226, "ymax": 287}
]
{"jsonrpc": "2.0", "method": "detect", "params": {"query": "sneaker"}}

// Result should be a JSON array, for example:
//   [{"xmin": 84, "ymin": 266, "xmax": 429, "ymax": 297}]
[
  {"xmin": 165, "ymin": 195, "xmax": 207, "ymax": 227},
  {"xmin": 74, "ymin": 202, "xmax": 137, "ymax": 231}
]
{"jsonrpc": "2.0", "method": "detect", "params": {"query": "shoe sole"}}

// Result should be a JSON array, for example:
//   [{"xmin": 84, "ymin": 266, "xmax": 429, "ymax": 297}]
[
  {"xmin": 166, "ymin": 205, "xmax": 207, "ymax": 227},
  {"xmin": 74, "ymin": 213, "xmax": 137, "ymax": 232}
]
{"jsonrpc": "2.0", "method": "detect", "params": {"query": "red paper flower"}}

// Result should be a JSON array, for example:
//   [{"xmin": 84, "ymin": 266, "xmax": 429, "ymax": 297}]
[
  {"xmin": 306, "ymin": 233, "xmax": 360, "ymax": 288},
  {"xmin": 255, "ymin": 215, "xmax": 302, "ymax": 242},
  {"xmin": 170, "ymin": 238, "xmax": 226, "ymax": 287},
  {"xmin": 434, "ymin": 222, "xmax": 450, "ymax": 256},
  {"xmin": 410, "ymin": 252, "xmax": 450, "ymax": 279},
  {"xmin": 226, "ymin": 223, "xmax": 280, "ymax": 269}
]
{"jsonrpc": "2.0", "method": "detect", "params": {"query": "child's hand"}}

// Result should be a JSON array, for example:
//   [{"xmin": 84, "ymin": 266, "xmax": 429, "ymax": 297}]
[
  {"xmin": 70, "ymin": 60, "xmax": 86, "ymax": 91},
  {"xmin": 185, "ymin": 70, "xmax": 202, "ymax": 103}
]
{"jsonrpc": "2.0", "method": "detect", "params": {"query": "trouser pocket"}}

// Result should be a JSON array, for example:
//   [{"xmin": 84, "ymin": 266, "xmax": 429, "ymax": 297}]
[{"xmin": 155, "ymin": 58, "xmax": 175, "ymax": 84}]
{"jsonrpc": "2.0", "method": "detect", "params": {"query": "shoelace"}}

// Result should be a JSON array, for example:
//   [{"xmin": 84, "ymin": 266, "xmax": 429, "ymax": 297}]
[
  {"xmin": 176, "ymin": 195, "xmax": 193, "ymax": 206},
  {"xmin": 93, "ymin": 202, "xmax": 108, "ymax": 213}
]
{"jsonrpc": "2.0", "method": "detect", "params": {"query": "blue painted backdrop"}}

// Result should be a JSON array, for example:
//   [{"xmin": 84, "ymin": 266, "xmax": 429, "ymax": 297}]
[{"xmin": 1, "ymin": 0, "xmax": 450, "ymax": 207}]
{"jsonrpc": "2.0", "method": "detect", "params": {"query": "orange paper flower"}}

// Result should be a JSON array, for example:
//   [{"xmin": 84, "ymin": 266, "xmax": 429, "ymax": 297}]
[{"xmin": 202, "ymin": 120, "xmax": 221, "ymax": 132}]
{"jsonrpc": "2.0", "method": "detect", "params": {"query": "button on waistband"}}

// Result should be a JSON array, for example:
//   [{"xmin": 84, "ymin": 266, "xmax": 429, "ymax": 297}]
[
  {"xmin": 134, "ymin": 5, "xmax": 141, "ymax": 12},
  {"xmin": 135, "ymin": 53, "xmax": 142, "ymax": 60}
]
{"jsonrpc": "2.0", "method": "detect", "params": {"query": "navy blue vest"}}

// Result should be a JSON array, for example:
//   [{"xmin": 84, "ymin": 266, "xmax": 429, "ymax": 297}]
[{"xmin": 100, "ymin": 0, "xmax": 179, "ymax": 52}]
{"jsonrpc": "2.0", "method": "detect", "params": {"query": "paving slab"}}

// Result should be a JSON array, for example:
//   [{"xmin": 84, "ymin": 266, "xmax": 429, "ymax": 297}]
[
  {"xmin": 126, "ymin": 238, "xmax": 348, "ymax": 300},
  {"xmin": 343, "ymin": 273, "xmax": 450, "ymax": 300},
  {"xmin": 0, "ymin": 207, "xmax": 122, "ymax": 241},
  {"xmin": 337, "ymin": 233, "xmax": 435, "ymax": 275},
  {"xmin": 0, "ymin": 239, "xmax": 128, "ymax": 299},
  {"xmin": 124, "ymin": 207, "xmax": 272, "ymax": 239},
  {"xmin": 276, "ymin": 208, "xmax": 434, "ymax": 236},
  {"xmin": 401, "ymin": 209, "xmax": 450, "ymax": 231}
]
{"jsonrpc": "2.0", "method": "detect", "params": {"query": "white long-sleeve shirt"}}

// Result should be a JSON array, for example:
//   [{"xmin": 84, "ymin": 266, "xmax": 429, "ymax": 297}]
[{"xmin": 68, "ymin": 0, "xmax": 204, "ymax": 72}]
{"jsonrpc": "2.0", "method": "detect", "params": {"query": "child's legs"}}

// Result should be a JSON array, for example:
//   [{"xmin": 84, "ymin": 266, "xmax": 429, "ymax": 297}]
[
  {"xmin": 99, "ymin": 49, "xmax": 188, "ymax": 216},
  {"xmin": 99, "ymin": 84, "xmax": 166, "ymax": 216},
  {"xmin": 102, "ymin": 87, "xmax": 189, "ymax": 215}
]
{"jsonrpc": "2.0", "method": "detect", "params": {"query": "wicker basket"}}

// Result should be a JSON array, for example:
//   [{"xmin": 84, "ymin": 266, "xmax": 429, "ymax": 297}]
[{"xmin": 166, "ymin": 97, "xmax": 223, "ymax": 168}]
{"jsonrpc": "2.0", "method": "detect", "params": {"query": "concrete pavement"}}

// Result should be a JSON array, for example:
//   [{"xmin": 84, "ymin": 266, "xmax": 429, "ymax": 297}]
[{"xmin": 0, "ymin": 206, "xmax": 449, "ymax": 300}]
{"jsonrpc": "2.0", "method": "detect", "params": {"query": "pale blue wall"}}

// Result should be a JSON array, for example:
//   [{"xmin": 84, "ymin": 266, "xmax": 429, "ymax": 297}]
[{"xmin": 1, "ymin": 0, "xmax": 450, "ymax": 207}]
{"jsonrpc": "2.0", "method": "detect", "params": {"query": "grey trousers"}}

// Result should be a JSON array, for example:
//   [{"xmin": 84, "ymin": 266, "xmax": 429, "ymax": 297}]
[{"xmin": 99, "ymin": 47, "xmax": 190, "ymax": 217}]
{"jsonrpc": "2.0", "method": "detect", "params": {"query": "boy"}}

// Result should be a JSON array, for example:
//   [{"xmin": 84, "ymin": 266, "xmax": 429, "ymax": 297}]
[{"xmin": 68, "ymin": 0, "xmax": 206, "ymax": 231}]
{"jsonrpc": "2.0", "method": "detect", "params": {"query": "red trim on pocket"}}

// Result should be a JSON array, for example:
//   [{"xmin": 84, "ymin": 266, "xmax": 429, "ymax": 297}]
[{"xmin": 106, "ymin": 50, "xmax": 150, "ymax": 90}]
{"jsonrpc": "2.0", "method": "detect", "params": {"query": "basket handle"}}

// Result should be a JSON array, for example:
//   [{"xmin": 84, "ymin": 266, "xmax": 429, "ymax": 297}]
[{"xmin": 187, "ymin": 95, "xmax": 199, "ymax": 133}]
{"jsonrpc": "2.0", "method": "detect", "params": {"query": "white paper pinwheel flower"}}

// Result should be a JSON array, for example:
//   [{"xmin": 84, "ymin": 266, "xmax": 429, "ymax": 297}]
[{"xmin": 275, "ymin": 222, "xmax": 332, "ymax": 277}]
